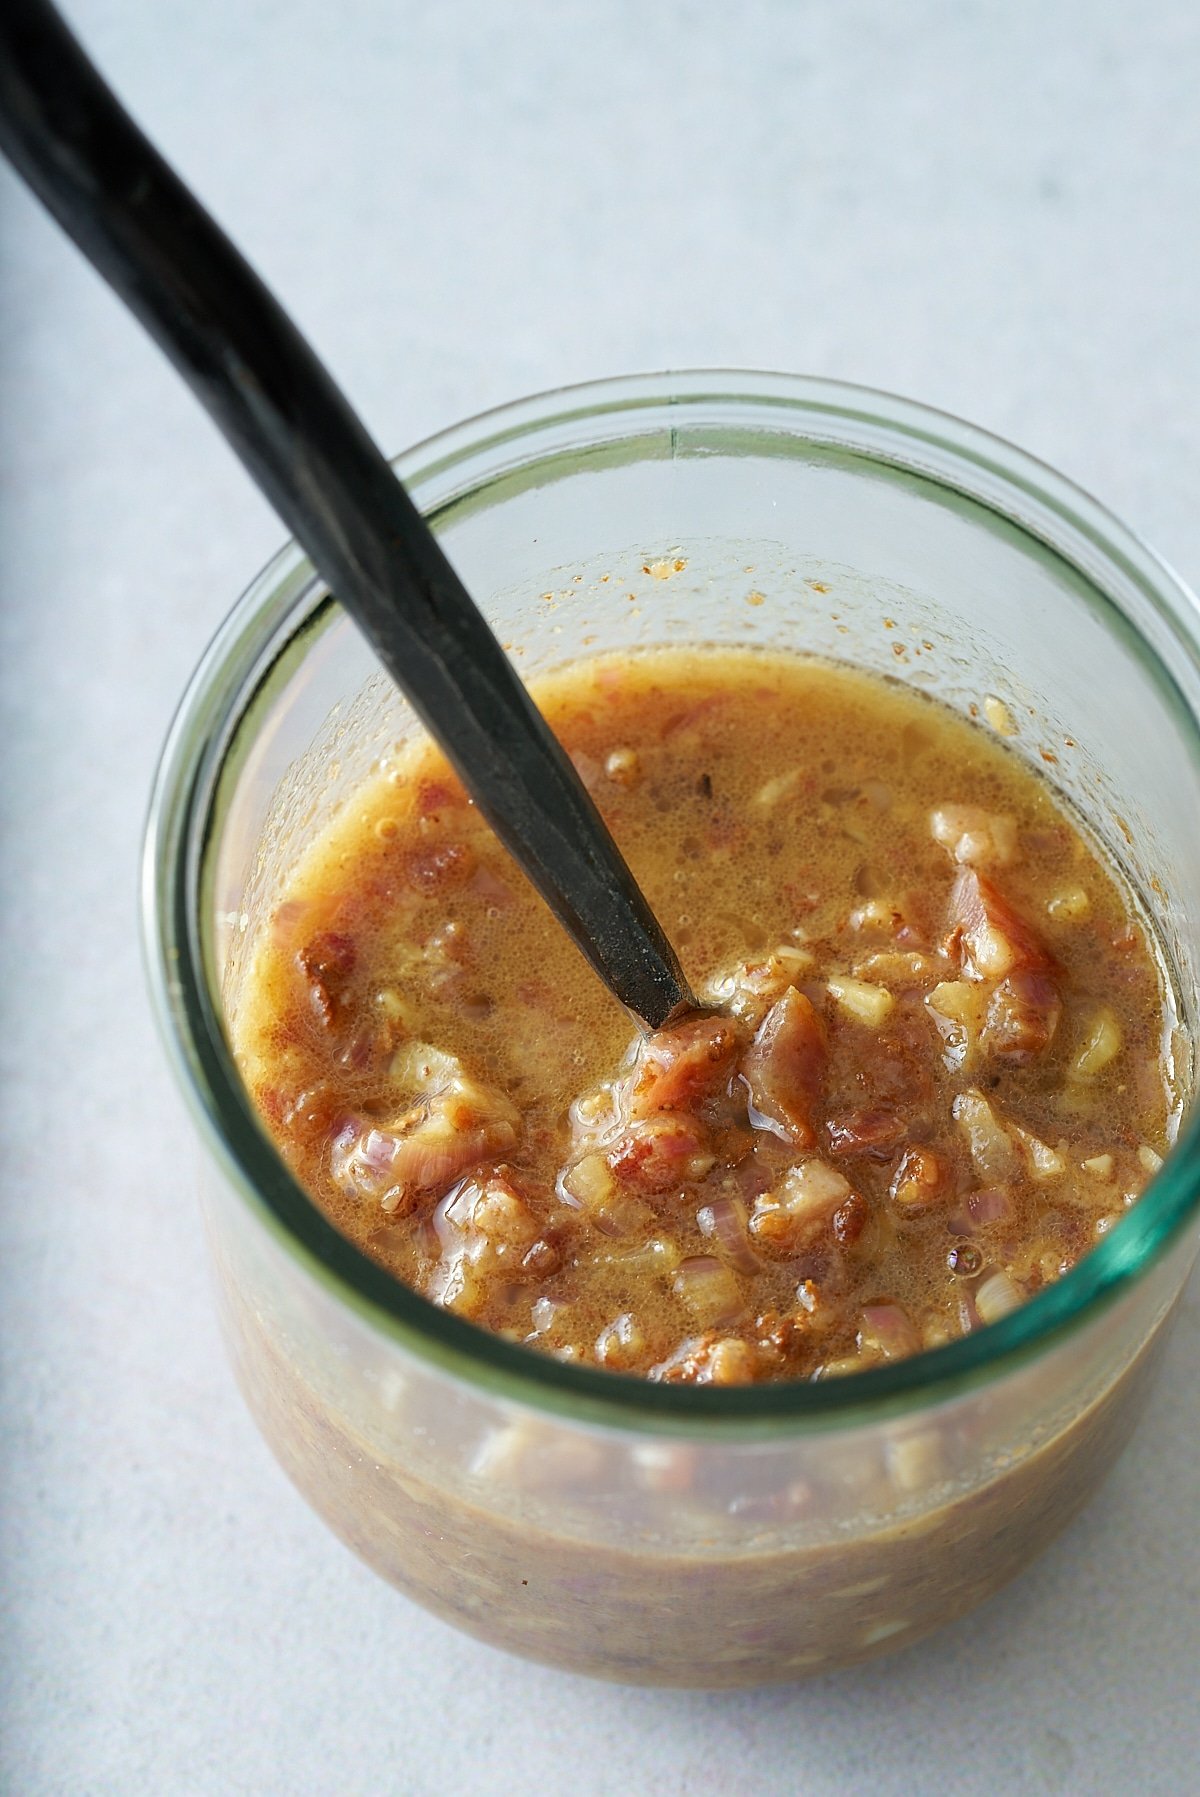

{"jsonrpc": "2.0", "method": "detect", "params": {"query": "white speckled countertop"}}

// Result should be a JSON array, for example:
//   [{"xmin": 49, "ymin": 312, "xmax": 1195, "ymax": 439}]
[{"xmin": 3, "ymin": 3, "xmax": 1199, "ymax": 1791}]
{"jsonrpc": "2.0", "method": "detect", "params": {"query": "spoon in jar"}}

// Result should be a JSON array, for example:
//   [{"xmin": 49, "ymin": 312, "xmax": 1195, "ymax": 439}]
[{"xmin": 0, "ymin": 0, "xmax": 698, "ymax": 1031}]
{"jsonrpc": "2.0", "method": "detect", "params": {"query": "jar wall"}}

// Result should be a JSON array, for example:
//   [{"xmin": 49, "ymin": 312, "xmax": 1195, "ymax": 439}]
[
  {"xmin": 154, "ymin": 377, "xmax": 1200, "ymax": 1686},
  {"xmin": 201, "ymin": 1153, "xmax": 1190, "ymax": 1683}
]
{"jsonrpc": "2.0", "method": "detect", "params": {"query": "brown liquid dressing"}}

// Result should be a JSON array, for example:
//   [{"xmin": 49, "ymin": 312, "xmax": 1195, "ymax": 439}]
[{"xmin": 232, "ymin": 648, "xmax": 1174, "ymax": 1383}]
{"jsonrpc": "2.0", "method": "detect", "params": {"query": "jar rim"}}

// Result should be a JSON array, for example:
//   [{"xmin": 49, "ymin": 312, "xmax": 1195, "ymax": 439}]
[{"xmin": 142, "ymin": 368, "xmax": 1200, "ymax": 1439}]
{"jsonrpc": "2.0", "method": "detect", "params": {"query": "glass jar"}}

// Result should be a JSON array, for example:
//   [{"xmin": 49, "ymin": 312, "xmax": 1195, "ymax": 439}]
[{"xmin": 143, "ymin": 372, "xmax": 1200, "ymax": 1686}]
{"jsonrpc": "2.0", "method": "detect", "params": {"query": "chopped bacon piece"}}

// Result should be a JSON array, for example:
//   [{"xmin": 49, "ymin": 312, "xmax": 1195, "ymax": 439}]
[
  {"xmin": 444, "ymin": 1168, "xmax": 543, "ymax": 1269},
  {"xmin": 831, "ymin": 1191, "xmax": 871, "ymax": 1245},
  {"xmin": 945, "ymin": 869, "xmax": 1057, "ymax": 982},
  {"xmin": 281, "ymin": 1081, "xmax": 348, "ymax": 1144},
  {"xmin": 469, "ymin": 863, "xmax": 513, "ymax": 909},
  {"xmin": 429, "ymin": 1168, "xmax": 552, "ymax": 1311},
  {"xmin": 295, "ymin": 930, "xmax": 357, "ymax": 1027},
  {"xmin": 659, "ymin": 694, "xmax": 727, "ymax": 741},
  {"xmin": 396, "ymin": 1084, "xmax": 518, "ymax": 1191},
  {"xmin": 826, "ymin": 1108, "xmax": 905, "ymax": 1161},
  {"xmin": 627, "ymin": 1014, "xmax": 742, "ymax": 1122},
  {"xmin": 742, "ymin": 987, "xmax": 826, "ymax": 1147},
  {"xmin": 405, "ymin": 841, "xmax": 475, "ymax": 894},
  {"xmin": 651, "ymin": 1331, "xmax": 758, "ymax": 1384},
  {"xmin": 890, "ymin": 1145, "xmax": 950, "ymax": 1209},
  {"xmin": 754, "ymin": 1306, "xmax": 818, "ymax": 1359},
  {"xmin": 749, "ymin": 1158, "xmax": 851, "ymax": 1249},
  {"xmin": 520, "ymin": 1237, "xmax": 562, "ymax": 1277},
  {"xmin": 329, "ymin": 1064, "xmax": 519, "ymax": 1208},
  {"xmin": 981, "ymin": 969, "xmax": 1062, "ymax": 1062},
  {"xmin": 608, "ymin": 1114, "xmax": 714, "ymax": 1193},
  {"xmin": 416, "ymin": 778, "xmax": 462, "ymax": 817}
]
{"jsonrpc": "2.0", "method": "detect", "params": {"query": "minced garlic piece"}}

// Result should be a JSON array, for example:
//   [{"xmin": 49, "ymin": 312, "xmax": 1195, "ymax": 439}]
[
  {"xmin": 983, "ymin": 695, "xmax": 1018, "ymax": 736},
  {"xmin": 827, "ymin": 976, "xmax": 895, "ymax": 1027},
  {"xmin": 1072, "ymin": 1008, "xmax": 1123, "ymax": 1079}
]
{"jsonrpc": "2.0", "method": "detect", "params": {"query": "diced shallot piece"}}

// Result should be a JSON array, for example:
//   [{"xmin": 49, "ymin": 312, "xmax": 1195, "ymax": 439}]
[
  {"xmin": 395, "ymin": 1088, "xmax": 519, "ymax": 1193},
  {"xmin": 965, "ymin": 1185, "xmax": 1013, "ymax": 1226},
  {"xmin": 704, "ymin": 1338, "xmax": 759, "ymax": 1383},
  {"xmin": 754, "ymin": 768, "xmax": 803, "ymax": 810},
  {"xmin": 742, "ymin": 987, "xmax": 826, "ymax": 1146},
  {"xmin": 456, "ymin": 1170, "xmax": 540, "ymax": 1253},
  {"xmin": 601, "ymin": 1234, "xmax": 682, "ymax": 1275},
  {"xmin": 330, "ymin": 1122, "xmax": 408, "ymax": 1204},
  {"xmin": 847, "ymin": 897, "xmax": 910, "ymax": 937},
  {"xmin": 530, "ymin": 1295, "xmax": 565, "ymax": 1335},
  {"xmin": 588, "ymin": 1191, "xmax": 657, "ymax": 1239},
  {"xmin": 429, "ymin": 1171, "xmax": 544, "ymax": 1315},
  {"xmin": 604, "ymin": 747, "xmax": 641, "ymax": 786},
  {"xmin": 696, "ymin": 1194, "xmax": 761, "ymax": 1273},
  {"xmin": 947, "ymin": 1184, "xmax": 1013, "ymax": 1238},
  {"xmin": 853, "ymin": 949, "xmax": 942, "ymax": 986},
  {"xmin": 432, "ymin": 1170, "xmax": 550, "ymax": 1308},
  {"xmin": 1047, "ymin": 886, "xmax": 1091, "ymax": 922},
  {"xmin": 857, "ymin": 1302, "xmax": 921, "ymax": 1361},
  {"xmin": 782, "ymin": 1157, "xmax": 853, "ymax": 1213},
  {"xmin": 974, "ymin": 1270, "xmax": 1025, "ymax": 1324}
]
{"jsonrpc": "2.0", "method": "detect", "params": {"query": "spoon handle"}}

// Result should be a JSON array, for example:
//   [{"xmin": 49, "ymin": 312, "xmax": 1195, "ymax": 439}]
[{"xmin": 0, "ymin": 0, "xmax": 696, "ymax": 1030}]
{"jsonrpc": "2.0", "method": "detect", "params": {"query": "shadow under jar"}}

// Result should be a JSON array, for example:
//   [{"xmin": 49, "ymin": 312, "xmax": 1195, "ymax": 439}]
[{"xmin": 144, "ymin": 372, "xmax": 1200, "ymax": 1686}]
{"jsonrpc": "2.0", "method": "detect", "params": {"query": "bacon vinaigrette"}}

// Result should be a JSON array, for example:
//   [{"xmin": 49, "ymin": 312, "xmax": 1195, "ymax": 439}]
[{"xmin": 232, "ymin": 648, "xmax": 1176, "ymax": 1384}]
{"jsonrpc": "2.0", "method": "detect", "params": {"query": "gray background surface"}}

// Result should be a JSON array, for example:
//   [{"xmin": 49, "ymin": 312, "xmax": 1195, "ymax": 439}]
[{"xmin": 2, "ymin": 3, "xmax": 1198, "ymax": 1792}]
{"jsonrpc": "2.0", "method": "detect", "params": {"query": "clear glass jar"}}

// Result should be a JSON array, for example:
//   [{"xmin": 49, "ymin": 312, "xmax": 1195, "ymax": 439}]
[{"xmin": 144, "ymin": 372, "xmax": 1200, "ymax": 1686}]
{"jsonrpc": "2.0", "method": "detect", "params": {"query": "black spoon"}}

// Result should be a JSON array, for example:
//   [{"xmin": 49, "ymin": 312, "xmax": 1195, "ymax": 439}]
[{"xmin": 0, "ymin": 0, "xmax": 698, "ymax": 1031}]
